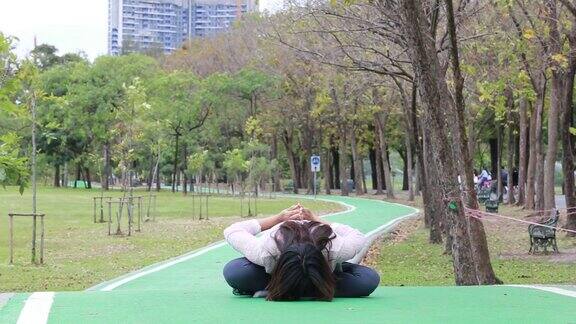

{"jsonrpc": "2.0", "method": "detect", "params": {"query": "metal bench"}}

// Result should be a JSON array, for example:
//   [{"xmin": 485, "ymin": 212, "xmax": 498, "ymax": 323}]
[
  {"xmin": 528, "ymin": 210, "xmax": 559, "ymax": 254},
  {"xmin": 485, "ymin": 192, "xmax": 499, "ymax": 213},
  {"xmin": 283, "ymin": 180, "xmax": 295, "ymax": 194},
  {"xmin": 477, "ymin": 188, "xmax": 491, "ymax": 204}
]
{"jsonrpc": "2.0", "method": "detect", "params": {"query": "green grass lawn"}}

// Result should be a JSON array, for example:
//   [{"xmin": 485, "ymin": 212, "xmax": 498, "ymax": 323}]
[
  {"xmin": 374, "ymin": 204, "xmax": 576, "ymax": 286},
  {"xmin": 0, "ymin": 187, "xmax": 341, "ymax": 292}
]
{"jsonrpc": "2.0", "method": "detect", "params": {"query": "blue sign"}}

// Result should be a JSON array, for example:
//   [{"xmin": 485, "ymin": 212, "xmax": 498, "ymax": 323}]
[{"xmin": 311, "ymin": 155, "xmax": 320, "ymax": 172}]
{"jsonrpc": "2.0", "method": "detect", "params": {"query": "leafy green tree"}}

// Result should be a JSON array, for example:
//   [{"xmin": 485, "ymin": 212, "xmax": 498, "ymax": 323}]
[
  {"xmin": 30, "ymin": 44, "xmax": 61, "ymax": 70},
  {"xmin": 148, "ymin": 71, "xmax": 210, "ymax": 192},
  {"xmin": 223, "ymin": 148, "xmax": 247, "ymax": 195}
]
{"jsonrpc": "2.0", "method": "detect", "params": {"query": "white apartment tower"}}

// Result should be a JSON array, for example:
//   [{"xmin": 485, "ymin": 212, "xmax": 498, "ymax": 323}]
[{"xmin": 108, "ymin": 0, "xmax": 257, "ymax": 55}]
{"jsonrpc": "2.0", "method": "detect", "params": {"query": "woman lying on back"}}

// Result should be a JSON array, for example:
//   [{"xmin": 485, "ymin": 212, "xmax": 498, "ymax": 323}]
[{"xmin": 222, "ymin": 204, "xmax": 380, "ymax": 301}]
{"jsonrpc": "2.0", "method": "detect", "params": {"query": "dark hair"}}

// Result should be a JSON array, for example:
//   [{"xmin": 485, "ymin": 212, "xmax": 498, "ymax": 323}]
[{"xmin": 266, "ymin": 221, "xmax": 336, "ymax": 301}]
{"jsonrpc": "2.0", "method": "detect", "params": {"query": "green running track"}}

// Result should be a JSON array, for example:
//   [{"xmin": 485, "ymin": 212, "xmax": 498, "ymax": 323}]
[{"xmin": 1, "ymin": 196, "xmax": 575, "ymax": 323}]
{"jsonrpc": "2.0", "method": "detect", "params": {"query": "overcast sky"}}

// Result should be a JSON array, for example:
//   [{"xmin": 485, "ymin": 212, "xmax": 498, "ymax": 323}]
[{"xmin": 0, "ymin": 0, "xmax": 281, "ymax": 61}]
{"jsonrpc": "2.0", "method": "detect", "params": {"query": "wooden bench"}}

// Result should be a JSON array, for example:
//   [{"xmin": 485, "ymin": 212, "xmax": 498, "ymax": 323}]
[{"xmin": 528, "ymin": 210, "xmax": 559, "ymax": 254}]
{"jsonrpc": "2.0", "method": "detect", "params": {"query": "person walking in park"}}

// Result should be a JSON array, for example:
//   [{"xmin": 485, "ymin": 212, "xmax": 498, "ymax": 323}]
[
  {"xmin": 478, "ymin": 168, "xmax": 491, "ymax": 189},
  {"xmin": 222, "ymin": 204, "xmax": 380, "ymax": 301}
]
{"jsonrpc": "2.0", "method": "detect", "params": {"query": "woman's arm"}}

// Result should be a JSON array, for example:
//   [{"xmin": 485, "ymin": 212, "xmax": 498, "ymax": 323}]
[{"xmin": 223, "ymin": 204, "xmax": 303, "ymax": 265}]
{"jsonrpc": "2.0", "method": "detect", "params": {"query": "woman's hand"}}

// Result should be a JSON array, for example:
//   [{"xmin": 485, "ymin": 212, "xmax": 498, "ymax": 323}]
[
  {"xmin": 259, "ymin": 204, "xmax": 302, "ymax": 231},
  {"xmin": 277, "ymin": 204, "xmax": 303, "ymax": 222},
  {"xmin": 300, "ymin": 207, "xmax": 329, "ymax": 224}
]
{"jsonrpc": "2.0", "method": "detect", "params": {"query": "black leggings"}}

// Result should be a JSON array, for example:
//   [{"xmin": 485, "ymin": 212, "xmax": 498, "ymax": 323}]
[{"xmin": 223, "ymin": 257, "xmax": 380, "ymax": 297}]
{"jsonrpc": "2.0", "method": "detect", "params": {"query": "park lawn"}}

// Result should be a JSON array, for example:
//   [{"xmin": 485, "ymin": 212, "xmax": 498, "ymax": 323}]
[
  {"xmin": 371, "ymin": 202, "xmax": 576, "ymax": 286},
  {"xmin": 0, "ymin": 187, "xmax": 341, "ymax": 292}
]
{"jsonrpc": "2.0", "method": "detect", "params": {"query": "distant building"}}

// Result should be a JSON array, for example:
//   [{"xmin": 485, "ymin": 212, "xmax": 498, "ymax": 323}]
[{"xmin": 108, "ymin": 0, "xmax": 257, "ymax": 55}]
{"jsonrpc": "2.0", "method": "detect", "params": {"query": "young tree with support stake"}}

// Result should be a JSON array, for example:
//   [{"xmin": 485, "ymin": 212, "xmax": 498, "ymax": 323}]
[{"xmin": 113, "ymin": 77, "xmax": 149, "ymax": 235}]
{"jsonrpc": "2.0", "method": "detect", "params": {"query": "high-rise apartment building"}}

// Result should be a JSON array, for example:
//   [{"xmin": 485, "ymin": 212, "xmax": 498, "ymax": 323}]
[{"xmin": 108, "ymin": 0, "xmax": 257, "ymax": 55}]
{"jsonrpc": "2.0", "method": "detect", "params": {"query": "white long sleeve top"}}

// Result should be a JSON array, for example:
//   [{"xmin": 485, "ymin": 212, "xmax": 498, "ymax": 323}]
[{"xmin": 223, "ymin": 219, "xmax": 367, "ymax": 273}]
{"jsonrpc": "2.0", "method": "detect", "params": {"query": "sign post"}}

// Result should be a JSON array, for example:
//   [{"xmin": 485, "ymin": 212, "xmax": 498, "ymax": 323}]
[{"xmin": 311, "ymin": 155, "xmax": 321, "ymax": 199}]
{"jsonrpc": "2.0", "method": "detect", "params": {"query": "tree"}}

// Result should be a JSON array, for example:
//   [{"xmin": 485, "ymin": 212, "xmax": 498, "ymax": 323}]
[
  {"xmin": 0, "ymin": 33, "xmax": 29, "ymax": 193},
  {"xmin": 223, "ymin": 148, "xmax": 247, "ymax": 195},
  {"xmin": 30, "ymin": 44, "xmax": 60, "ymax": 70},
  {"xmin": 148, "ymin": 71, "xmax": 210, "ymax": 193}
]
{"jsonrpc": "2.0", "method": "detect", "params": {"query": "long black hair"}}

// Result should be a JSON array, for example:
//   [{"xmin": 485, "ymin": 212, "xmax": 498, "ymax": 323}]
[{"xmin": 266, "ymin": 221, "xmax": 336, "ymax": 301}]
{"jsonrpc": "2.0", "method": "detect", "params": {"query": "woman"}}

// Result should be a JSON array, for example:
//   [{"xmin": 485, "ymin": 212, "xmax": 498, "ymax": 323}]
[{"xmin": 222, "ymin": 204, "xmax": 380, "ymax": 301}]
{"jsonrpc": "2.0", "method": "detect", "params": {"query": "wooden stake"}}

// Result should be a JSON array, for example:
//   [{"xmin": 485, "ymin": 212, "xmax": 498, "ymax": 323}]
[
  {"xmin": 99, "ymin": 197, "xmax": 105, "ymax": 223},
  {"xmin": 93, "ymin": 197, "xmax": 97, "ymax": 223},
  {"xmin": 107, "ymin": 201, "xmax": 112, "ymax": 235},
  {"xmin": 9, "ymin": 214, "xmax": 13, "ymax": 265},
  {"xmin": 31, "ymin": 214, "xmax": 37, "ymax": 264},
  {"xmin": 137, "ymin": 197, "xmax": 142, "ymax": 232},
  {"xmin": 40, "ymin": 214, "xmax": 45, "ymax": 264}
]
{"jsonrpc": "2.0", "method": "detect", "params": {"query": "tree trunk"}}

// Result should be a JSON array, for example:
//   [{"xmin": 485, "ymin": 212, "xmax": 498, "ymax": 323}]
[
  {"xmin": 54, "ymin": 164, "xmax": 60, "ymax": 187},
  {"xmin": 412, "ymin": 83, "xmax": 423, "ymax": 197},
  {"xmin": 147, "ymin": 154, "xmax": 154, "ymax": 191},
  {"xmin": 339, "ymin": 129, "xmax": 349, "ymax": 196},
  {"xmin": 543, "ymin": 76, "xmax": 561, "ymax": 210},
  {"xmin": 301, "ymin": 127, "xmax": 314, "ymax": 194},
  {"xmin": 527, "ymin": 86, "xmax": 545, "ymax": 209},
  {"xmin": 535, "ymin": 148, "xmax": 545, "ymax": 211},
  {"xmin": 517, "ymin": 97, "xmax": 528, "ymax": 205},
  {"xmin": 103, "ymin": 142, "xmax": 111, "ymax": 190},
  {"xmin": 271, "ymin": 135, "xmax": 281, "ymax": 192},
  {"xmin": 444, "ymin": 0, "xmax": 501, "ymax": 284},
  {"xmin": 374, "ymin": 145, "xmax": 384, "ymax": 195},
  {"xmin": 497, "ymin": 124, "xmax": 503, "ymax": 201},
  {"xmin": 172, "ymin": 133, "xmax": 180, "ymax": 193},
  {"xmin": 85, "ymin": 167, "xmax": 92, "ymax": 189},
  {"xmin": 350, "ymin": 127, "xmax": 365, "ymax": 195},
  {"xmin": 375, "ymin": 112, "xmax": 394, "ymax": 199},
  {"xmin": 399, "ymin": 0, "xmax": 479, "ymax": 285},
  {"xmin": 156, "ymin": 162, "xmax": 161, "ymax": 192},
  {"xmin": 423, "ymin": 126, "xmax": 443, "ymax": 243},
  {"xmin": 74, "ymin": 163, "xmax": 81, "ymax": 188},
  {"xmin": 468, "ymin": 122, "xmax": 476, "ymax": 161},
  {"xmin": 183, "ymin": 143, "xmax": 188, "ymax": 195},
  {"xmin": 561, "ymin": 37, "xmax": 576, "ymax": 233},
  {"xmin": 361, "ymin": 160, "xmax": 368, "ymax": 195},
  {"xmin": 282, "ymin": 130, "xmax": 299, "ymax": 193},
  {"xmin": 323, "ymin": 150, "xmax": 332, "ymax": 195},
  {"xmin": 369, "ymin": 148, "xmax": 378, "ymax": 190},
  {"xmin": 506, "ymin": 87, "xmax": 516, "ymax": 205},
  {"xmin": 400, "ymin": 150, "xmax": 409, "ymax": 191},
  {"xmin": 543, "ymin": 0, "xmax": 567, "ymax": 210},
  {"xmin": 405, "ymin": 133, "xmax": 414, "ymax": 200},
  {"xmin": 331, "ymin": 147, "xmax": 340, "ymax": 189},
  {"xmin": 489, "ymin": 138, "xmax": 498, "ymax": 177}
]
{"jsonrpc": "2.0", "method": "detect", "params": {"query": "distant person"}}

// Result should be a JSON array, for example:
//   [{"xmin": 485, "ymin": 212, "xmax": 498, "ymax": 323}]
[
  {"xmin": 222, "ymin": 204, "xmax": 379, "ymax": 301},
  {"xmin": 478, "ymin": 168, "xmax": 491, "ymax": 188},
  {"xmin": 512, "ymin": 168, "xmax": 519, "ymax": 187},
  {"xmin": 501, "ymin": 168, "xmax": 508, "ymax": 187}
]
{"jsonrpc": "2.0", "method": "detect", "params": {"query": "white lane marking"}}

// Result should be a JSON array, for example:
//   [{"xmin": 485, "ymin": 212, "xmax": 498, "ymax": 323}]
[
  {"xmin": 350, "ymin": 211, "xmax": 421, "ymax": 264},
  {"xmin": 16, "ymin": 292, "xmax": 54, "ymax": 324},
  {"xmin": 364, "ymin": 212, "xmax": 420, "ymax": 238},
  {"xmin": 99, "ymin": 241, "xmax": 227, "ymax": 291},
  {"xmin": 508, "ymin": 285, "xmax": 576, "ymax": 298}
]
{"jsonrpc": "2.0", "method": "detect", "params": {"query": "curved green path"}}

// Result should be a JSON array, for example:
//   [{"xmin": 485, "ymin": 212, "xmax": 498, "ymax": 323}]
[{"xmin": 1, "ymin": 196, "xmax": 575, "ymax": 323}]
